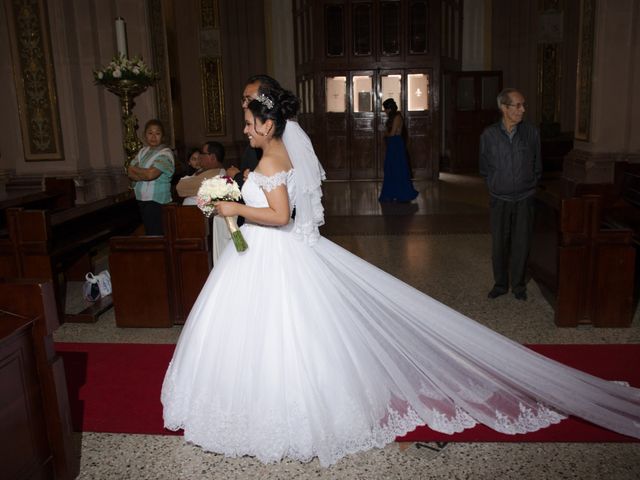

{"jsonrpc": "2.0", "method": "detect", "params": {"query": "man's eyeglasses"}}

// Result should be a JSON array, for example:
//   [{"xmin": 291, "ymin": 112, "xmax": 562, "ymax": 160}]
[{"xmin": 505, "ymin": 103, "xmax": 526, "ymax": 110}]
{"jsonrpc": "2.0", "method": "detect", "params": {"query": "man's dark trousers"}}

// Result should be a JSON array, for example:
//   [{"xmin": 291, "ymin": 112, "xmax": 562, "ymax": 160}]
[{"xmin": 489, "ymin": 195, "xmax": 536, "ymax": 295}]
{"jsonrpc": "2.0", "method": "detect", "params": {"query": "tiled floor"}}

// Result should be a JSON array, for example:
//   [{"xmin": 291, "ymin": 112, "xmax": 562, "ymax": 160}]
[{"xmin": 54, "ymin": 174, "xmax": 640, "ymax": 479}]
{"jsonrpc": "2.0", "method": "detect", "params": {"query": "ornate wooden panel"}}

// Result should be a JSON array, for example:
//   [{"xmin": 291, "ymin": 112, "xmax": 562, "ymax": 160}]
[
  {"xmin": 352, "ymin": 2, "xmax": 373, "ymax": 56},
  {"xmin": 405, "ymin": 114, "xmax": 432, "ymax": 178},
  {"xmin": 6, "ymin": 0, "xmax": 64, "ymax": 161},
  {"xmin": 325, "ymin": 4, "xmax": 345, "ymax": 57},
  {"xmin": 324, "ymin": 113, "xmax": 349, "ymax": 179},
  {"xmin": 350, "ymin": 115, "xmax": 377, "ymax": 179},
  {"xmin": 380, "ymin": 1, "xmax": 401, "ymax": 56},
  {"xmin": 200, "ymin": 57, "xmax": 225, "ymax": 136},
  {"xmin": 297, "ymin": 2, "xmax": 443, "ymax": 180},
  {"xmin": 445, "ymin": 71, "xmax": 502, "ymax": 174},
  {"xmin": 575, "ymin": 0, "xmax": 595, "ymax": 141}
]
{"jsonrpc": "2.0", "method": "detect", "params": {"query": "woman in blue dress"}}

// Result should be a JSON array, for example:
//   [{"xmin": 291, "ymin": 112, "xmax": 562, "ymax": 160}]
[{"xmin": 378, "ymin": 98, "xmax": 419, "ymax": 203}]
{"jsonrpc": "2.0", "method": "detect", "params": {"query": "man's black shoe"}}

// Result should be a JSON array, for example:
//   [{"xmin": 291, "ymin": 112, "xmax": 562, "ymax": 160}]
[
  {"xmin": 514, "ymin": 291, "xmax": 527, "ymax": 301},
  {"xmin": 487, "ymin": 288, "xmax": 507, "ymax": 299}
]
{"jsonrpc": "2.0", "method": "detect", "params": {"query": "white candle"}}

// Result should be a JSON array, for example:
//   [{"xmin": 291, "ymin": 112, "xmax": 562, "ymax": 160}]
[{"xmin": 115, "ymin": 17, "xmax": 128, "ymax": 58}]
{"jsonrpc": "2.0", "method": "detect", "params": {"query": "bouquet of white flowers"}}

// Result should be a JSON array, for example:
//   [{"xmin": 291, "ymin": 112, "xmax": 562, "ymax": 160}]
[{"xmin": 197, "ymin": 176, "xmax": 248, "ymax": 252}]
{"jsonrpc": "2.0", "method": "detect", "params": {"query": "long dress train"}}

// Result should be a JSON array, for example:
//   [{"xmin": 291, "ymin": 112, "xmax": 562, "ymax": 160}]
[{"xmin": 162, "ymin": 169, "xmax": 640, "ymax": 467}]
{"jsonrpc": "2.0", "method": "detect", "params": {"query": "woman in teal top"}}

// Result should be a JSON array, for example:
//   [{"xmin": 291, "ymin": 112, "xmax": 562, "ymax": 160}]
[{"xmin": 127, "ymin": 119, "xmax": 175, "ymax": 235}]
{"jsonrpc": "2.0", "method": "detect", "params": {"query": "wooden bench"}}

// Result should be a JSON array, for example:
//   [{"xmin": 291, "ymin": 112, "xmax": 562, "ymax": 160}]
[
  {"xmin": 529, "ymin": 182, "xmax": 635, "ymax": 327},
  {"xmin": 109, "ymin": 204, "xmax": 212, "ymax": 327},
  {"xmin": 0, "ymin": 280, "xmax": 78, "ymax": 480},
  {"xmin": 0, "ymin": 178, "xmax": 76, "ymax": 279},
  {"xmin": 0, "ymin": 177, "xmax": 76, "ymax": 231},
  {"xmin": 3, "ymin": 192, "xmax": 141, "ymax": 323},
  {"xmin": 600, "ymin": 172, "xmax": 640, "ymax": 244},
  {"xmin": 573, "ymin": 165, "xmax": 640, "ymax": 299}
]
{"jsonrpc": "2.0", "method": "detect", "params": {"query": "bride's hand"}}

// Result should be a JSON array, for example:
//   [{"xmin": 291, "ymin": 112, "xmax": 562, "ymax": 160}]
[{"xmin": 214, "ymin": 201, "xmax": 237, "ymax": 217}]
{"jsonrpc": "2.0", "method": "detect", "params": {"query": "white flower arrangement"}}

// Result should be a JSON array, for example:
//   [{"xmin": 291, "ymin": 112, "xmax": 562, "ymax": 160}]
[
  {"xmin": 197, "ymin": 175, "xmax": 248, "ymax": 252},
  {"xmin": 94, "ymin": 54, "xmax": 157, "ymax": 86},
  {"xmin": 196, "ymin": 176, "xmax": 242, "ymax": 216}
]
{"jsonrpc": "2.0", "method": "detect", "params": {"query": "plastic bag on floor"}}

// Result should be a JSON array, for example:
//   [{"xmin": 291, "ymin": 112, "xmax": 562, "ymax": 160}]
[
  {"xmin": 83, "ymin": 273, "xmax": 101, "ymax": 302},
  {"xmin": 95, "ymin": 270, "xmax": 112, "ymax": 297},
  {"xmin": 83, "ymin": 270, "xmax": 112, "ymax": 301}
]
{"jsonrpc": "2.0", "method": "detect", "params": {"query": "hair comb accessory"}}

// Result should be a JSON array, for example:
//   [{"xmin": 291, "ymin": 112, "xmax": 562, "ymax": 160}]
[{"xmin": 256, "ymin": 93, "xmax": 274, "ymax": 110}]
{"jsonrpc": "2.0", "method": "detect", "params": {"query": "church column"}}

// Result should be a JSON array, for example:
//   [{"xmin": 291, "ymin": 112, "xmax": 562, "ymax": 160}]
[
  {"xmin": 564, "ymin": 0, "xmax": 640, "ymax": 183},
  {"xmin": 461, "ymin": 0, "xmax": 491, "ymax": 71},
  {"xmin": 264, "ymin": 0, "xmax": 296, "ymax": 91}
]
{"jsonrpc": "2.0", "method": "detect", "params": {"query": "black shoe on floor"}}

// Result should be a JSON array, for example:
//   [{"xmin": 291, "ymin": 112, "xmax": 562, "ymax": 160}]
[
  {"xmin": 487, "ymin": 288, "xmax": 507, "ymax": 299},
  {"xmin": 514, "ymin": 291, "xmax": 527, "ymax": 301}
]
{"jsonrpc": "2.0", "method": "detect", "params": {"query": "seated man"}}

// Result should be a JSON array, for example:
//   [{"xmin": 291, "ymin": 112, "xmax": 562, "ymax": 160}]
[
  {"xmin": 177, "ymin": 141, "xmax": 225, "ymax": 205},
  {"xmin": 176, "ymin": 141, "xmax": 231, "ymax": 263}
]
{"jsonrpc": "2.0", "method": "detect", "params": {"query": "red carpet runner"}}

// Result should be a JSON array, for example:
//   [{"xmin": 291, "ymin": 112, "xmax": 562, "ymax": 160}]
[{"xmin": 55, "ymin": 342, "xmax": 640, "ymax": 442}]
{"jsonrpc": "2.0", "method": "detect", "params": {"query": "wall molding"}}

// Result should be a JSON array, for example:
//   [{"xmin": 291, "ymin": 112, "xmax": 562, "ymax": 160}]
[
  {"xmin": 575, "ymin": 0, "xmax": 596, "ymax": 141},
  {"xmin": 5, "ymin": 0, "xmax": 64, "ymax": 161}
]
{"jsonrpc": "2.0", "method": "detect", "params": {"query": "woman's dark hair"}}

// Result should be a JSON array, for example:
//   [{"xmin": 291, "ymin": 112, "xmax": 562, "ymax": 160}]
[
  {"xmin": 382, "ymin": 98, "xmax": 398, "ymax": 111},
  {"xmin": 383, "ymin": 98, "xmax": 400, "ymax": 132},
  {"xmin": 247, "ymin": 87, "xmax": 300, "ymax": 138},
  {"xmin": 144, "ymin": 118, "xmax": 165, "ymax": 136},
  {"xmin": 254, "ymin": 77, "xmax": 299, "ymax": 121}
]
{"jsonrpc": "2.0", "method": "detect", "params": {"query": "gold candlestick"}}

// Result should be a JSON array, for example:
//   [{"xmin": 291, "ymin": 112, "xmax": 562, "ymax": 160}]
[
  {"xmin": 94, "ymin": 56, "xmax": 157, "ymax": 167},
  {"xmin": 103, "ymin": 79, "xmax": 151, "ymax": 167}
]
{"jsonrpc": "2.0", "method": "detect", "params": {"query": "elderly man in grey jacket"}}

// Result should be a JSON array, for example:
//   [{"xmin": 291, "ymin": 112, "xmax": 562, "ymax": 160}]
[{"xmin": 479, "ymin": 88, "xmax": 542, "ymax": 301}]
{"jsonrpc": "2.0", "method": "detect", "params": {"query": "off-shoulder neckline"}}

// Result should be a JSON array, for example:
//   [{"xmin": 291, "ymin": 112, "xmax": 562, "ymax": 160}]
[{"xmin": 250, "ymin": 168, "xmax": 294, "ymax": 179}]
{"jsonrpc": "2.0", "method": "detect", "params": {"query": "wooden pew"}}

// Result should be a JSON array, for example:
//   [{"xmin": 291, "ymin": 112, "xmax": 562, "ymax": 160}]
[
  {"xmin": 109, "ymin": 235, "xmax": 173, "ymax": 327},
  {"xmin": 0, "ymin": 178, "xmax": 76, "ymax": 278},
  {"xmin": 0, "ymin": 177, "xmax": 76, "ymax": 231},
  {"xmin": 574, "ymin": 165, "xmax": 640, "ymax": 298},
  {"xmin": 0, "ymin": 280, "xmax": 79, "ymax": 480},
  {"xmin": 530, "ymin": 182, "xmax": 635, "ymax": 327},
  {"xmin": 600, "ymin": 171, "xmax": 640, "ymax": 245},
  {"xmin": 109, "ymin": 204, "xmax": 211, "ymax": 327},
  {"xmin": 4, "ymin": 192, "xmax": 141, "ymax": 323}
]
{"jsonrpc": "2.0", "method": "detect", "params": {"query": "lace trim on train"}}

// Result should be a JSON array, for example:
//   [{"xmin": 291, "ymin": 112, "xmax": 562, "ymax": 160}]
[
  {"xmin": 162, "ymin": 371, "xmax": 568, "ymax": 467},
  {"xmin": 494, "ymin": 402, "xmax": 566, "ymax": 434},
  {"xmin": 250, "ymin": 170, "xmax": 292, "ymax": 192}
]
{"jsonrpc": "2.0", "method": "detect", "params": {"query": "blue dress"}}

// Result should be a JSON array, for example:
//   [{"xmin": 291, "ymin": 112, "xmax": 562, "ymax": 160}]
[{"xmin": 378, "ymin": 135, "xmax": 419, "ymax": 202}]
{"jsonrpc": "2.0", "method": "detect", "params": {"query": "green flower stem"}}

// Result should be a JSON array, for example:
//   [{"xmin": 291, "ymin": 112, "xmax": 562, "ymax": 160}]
[
  {"xmin": 230, "ymin": 230, "xmax": 248, "ymax": 252},
  {"xmin": 224, "ymin": 216, "xmax": 248, "ymax": 252}
]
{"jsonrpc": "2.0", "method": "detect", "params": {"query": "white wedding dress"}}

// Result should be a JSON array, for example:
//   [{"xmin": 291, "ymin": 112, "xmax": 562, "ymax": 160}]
[{"xmin": 162, "ymin": 168, "xmax": 640, "ymax": 467}]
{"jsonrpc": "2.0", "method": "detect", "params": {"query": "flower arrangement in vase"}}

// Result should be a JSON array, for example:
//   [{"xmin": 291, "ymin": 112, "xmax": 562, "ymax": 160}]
[{"xmin": 94, "ymin": 54, "xmax": 157, "ymax": 87}]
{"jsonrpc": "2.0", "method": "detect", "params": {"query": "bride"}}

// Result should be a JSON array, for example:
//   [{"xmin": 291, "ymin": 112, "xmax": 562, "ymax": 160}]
[{"xmin": 161, "ymin": 85, "xmax": 640, "ymax": 467}]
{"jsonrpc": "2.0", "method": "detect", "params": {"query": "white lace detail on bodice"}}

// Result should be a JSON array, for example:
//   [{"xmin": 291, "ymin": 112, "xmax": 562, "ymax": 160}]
[
  {"xmin": 250, "ymin": 170, "xmax": 291, "ymax": 192},
  {"xmin": 242, "ymin": 169, "xmax": 296, "ymax": 213}
]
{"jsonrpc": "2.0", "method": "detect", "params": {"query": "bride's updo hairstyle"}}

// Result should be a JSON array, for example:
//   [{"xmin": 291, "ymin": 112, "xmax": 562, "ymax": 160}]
[{"xmin": 247, "ymin": 87, "xmax": 300, "ymax": 139}]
